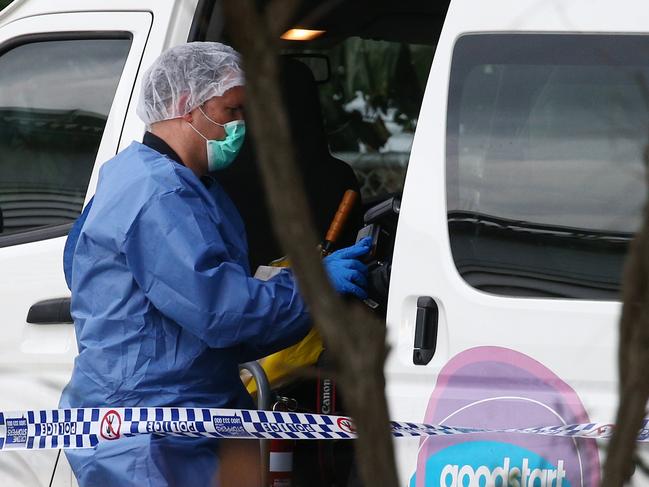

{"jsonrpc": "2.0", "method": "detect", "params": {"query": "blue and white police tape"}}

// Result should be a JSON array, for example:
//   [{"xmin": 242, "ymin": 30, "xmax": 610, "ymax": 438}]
[{"xmin": 0, "ymin": 407, "xmax": 645, "ymax": 451}]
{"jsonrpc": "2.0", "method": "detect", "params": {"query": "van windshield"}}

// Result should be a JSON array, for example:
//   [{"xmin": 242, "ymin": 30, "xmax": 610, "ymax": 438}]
[
  {"xmin": 446, "ymin": 34, "xmax": 649, "ymax": 299},
  {"xmin": 315, "ymin": 37, "xmax": 434, "ymax": 201}
]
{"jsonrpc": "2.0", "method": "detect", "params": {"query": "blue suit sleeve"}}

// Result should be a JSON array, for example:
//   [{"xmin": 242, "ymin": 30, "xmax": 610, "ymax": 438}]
[{"xmin": 122, "ymin": 189, "xmax": 310, "ymax": 358}]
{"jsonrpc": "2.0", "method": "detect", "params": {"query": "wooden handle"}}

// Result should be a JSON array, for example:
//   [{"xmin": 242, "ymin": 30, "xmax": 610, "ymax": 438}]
[{"xmin": 325, "ymin": 190, "xmax": 359, "ymax": 245}]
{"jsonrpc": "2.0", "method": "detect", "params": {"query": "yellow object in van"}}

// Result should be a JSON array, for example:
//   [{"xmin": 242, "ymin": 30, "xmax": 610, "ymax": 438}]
[
  {"xmin": 245, "ymin": 326, "xmax": 324, "ymax": 394},
  {"xmin": 245, "ymin": 258, "xmax": 324, "ymax": 394}
]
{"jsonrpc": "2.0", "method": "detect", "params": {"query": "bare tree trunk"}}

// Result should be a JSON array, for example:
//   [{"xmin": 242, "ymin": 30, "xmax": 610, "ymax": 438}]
[
  {"xmin": 602, "ymin": 146, "xmax": 649, "ymax": 486},
  {"xmin": 222, "ymin": 1, "xmax": 399, "ymax": 486}
]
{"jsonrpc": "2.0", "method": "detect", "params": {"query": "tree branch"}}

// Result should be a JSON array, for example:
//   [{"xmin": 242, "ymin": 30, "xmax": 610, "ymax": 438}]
[
  {"xmin": 223, "ymin": 1, "xmax": 399, "ymax": 485},
  {"xmin": 264, "ymin": 0, "xmax": 302, "ymax": 39},
  {"xmin": 602, "ymin": 132, "xmax": 649, "ymax": 485}
]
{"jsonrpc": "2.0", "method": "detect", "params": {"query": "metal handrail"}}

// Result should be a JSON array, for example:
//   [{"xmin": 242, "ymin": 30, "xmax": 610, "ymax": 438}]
[
  {"xmin": 240, "ymin": 360, "xmax": 272, "ymax": 410},
  {"xmin": 239, "ymin": 361, "xmax": 272, "ymax": 485}
]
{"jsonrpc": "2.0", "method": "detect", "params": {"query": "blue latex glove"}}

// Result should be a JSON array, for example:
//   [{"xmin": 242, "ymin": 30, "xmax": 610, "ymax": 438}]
[{"xmin": 323, "ymin": 237, "xmax": 372, "ymax": 299}]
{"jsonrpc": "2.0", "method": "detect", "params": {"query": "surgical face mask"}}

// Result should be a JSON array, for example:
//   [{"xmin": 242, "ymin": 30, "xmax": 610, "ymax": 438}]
[{"xmin": 188, "ymin": 106, "xmax": 246, "ymax": 171}]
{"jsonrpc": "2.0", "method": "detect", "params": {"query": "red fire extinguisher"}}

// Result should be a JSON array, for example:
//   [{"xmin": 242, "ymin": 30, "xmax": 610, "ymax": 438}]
[
  {"xmin": 268, "ymin": 397, "xmax": 297, "ymax": 487},
  {"xmin": 268, "ymin": 437, "xmax": 295, "ymax": 487}
]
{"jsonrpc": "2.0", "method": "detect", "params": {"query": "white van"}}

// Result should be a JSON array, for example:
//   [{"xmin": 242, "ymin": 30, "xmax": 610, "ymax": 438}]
[{"xmin": 1, "ymin": 0, "xmax": 647, "ymax": 485}]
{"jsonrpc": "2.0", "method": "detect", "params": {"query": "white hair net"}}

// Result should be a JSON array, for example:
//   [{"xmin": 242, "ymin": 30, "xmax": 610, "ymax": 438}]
[{"xmin": 136, "ymin": 42, "xmax": 244, "ymax": 125}]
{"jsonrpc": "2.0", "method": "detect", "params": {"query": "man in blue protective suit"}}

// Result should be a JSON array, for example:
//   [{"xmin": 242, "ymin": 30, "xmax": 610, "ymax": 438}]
[{"xmin": 59, "ymin": 42, "xmax": 371, "ymax": 487}]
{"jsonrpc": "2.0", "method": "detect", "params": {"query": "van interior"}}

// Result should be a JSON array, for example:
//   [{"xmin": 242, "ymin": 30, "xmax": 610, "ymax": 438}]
[
  {"xmin": 192, "ymin": 1, "xmax": 447, "ymax": 317},
  {"xmin": 190, "ymin": 1, "xmax": 448, "ymax": 485}
]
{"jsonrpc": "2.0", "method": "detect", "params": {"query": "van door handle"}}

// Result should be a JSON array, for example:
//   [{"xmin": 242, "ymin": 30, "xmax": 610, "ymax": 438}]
[
  {"xmin": 26, "ymin": 298, "xmax": 73, "ymax": 324},
  {"xmin": 413, "ymin": 296, "xmax": 438, "ymax": 365}
]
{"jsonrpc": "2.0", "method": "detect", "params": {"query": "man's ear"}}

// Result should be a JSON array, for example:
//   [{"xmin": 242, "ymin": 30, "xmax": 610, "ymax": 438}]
[{"xmin": 181, "ymin": 110, "xmax": 194, "ymax": 124}]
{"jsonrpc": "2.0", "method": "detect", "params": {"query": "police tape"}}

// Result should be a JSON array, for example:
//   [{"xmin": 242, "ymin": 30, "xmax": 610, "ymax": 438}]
[{"xmin": 0, "ymin": 407, "xmax": 644, "ymax": 451}]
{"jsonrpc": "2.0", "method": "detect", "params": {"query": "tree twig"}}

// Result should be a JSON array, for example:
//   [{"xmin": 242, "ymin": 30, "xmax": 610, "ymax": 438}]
[
  {"xmin": 602, "ymin": 130, "xmax": 649, "ymax": 485},
  {"xmin": 222, "ymin": 1, "xmax": 399, "ymax": 485}
]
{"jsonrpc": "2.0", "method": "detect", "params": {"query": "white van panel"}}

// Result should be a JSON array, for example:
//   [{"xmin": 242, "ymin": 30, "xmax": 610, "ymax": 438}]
[
  {"xmin": 387, "ymin": 0, "xmax": 649, "ymax": 485},
  {"xmin": 0, "ymin": 9, "xmax": 153, "ymax": 486}
]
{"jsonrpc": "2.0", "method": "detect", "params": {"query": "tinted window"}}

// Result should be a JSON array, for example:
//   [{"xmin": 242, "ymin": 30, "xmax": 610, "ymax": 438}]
[
  {"xmin": 0, "ymin": 37, "xmax": 131, "ymax": 239},
  {"xmin": 318, "ymin": 38, "xmax": 434, "ymax": 201},
  {"xmin": 446, "ymin": 34, "xmax": 649, "ymax": 299}
]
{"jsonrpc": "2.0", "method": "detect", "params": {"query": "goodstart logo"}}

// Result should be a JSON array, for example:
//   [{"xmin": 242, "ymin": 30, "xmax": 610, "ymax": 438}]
[
  {"xmin": 100, "ymin": 410, "xmax": 122, "ymax": 441},
  {"xmin": 438, "ymin": 448, "xmax": 568, "ymax": 487}
]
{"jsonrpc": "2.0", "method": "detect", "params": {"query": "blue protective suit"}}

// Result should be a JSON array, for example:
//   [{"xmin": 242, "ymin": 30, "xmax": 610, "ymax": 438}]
[
  {"xmin": 60, "ymin": 141, "xmax": 310, "ymax": 486},
  {"xmin": 63, "ymin": 196, "xmax": 92, "ymax": 290}
]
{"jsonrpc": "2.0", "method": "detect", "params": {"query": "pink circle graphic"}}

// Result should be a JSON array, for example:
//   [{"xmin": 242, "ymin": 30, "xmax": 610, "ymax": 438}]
[{"xmin": 412, "ymin": 346, "xmax": 600, "ymax": 487}]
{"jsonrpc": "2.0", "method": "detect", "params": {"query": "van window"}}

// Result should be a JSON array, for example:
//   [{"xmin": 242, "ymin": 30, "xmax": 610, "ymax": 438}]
[
  {"xmin": 446, "ymin": 34, "xmax": 649, "ymax": 299},
  {"xmin": 318, "ymin": 38, "xmax": 434, "ymax": 201},
  {"xmin": 0, "ymin": 37, "xmax": 131, "ymax": 240}
]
